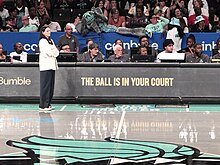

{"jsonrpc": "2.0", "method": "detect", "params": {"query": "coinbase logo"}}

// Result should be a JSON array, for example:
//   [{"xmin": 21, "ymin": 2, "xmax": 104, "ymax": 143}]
[{"xmin": 23, "ymin": 44, "xmax": 38, "ymax": 52}]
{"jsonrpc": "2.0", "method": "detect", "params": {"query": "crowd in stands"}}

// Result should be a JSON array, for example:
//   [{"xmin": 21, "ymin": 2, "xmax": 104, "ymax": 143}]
[
  {"xmin": 1, "ymin": 0, "xmax": 220, "ymax": 63},
  {"xmin": 1, "ymin": 0, "xmax": 220, "ymax": 33}
]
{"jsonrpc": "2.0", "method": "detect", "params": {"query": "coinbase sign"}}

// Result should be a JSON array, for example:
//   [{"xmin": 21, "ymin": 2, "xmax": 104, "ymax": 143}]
[{"xmin": 0, "ymin": 32, "xmax": 219, "ymax": 57}]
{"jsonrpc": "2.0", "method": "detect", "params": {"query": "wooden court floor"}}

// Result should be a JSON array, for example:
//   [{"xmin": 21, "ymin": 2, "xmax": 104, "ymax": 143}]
[{"xmin": 1, "ymin": 104, "xmax": 220, "ymax": 165}]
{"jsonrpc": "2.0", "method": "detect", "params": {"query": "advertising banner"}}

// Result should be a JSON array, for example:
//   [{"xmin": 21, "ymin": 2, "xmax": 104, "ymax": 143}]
[{"xmin": 0, "ymin": 32, "xmax": 219, "ymax": 57}]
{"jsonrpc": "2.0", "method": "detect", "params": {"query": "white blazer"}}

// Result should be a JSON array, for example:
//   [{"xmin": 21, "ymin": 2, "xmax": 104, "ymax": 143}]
[{"xmin": 39, "ymin": 38, "xmax": 59, "ymax": 71}]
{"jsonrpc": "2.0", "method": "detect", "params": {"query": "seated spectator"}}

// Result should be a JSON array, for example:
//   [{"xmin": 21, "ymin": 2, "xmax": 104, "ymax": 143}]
[
  {"xmin": 5, "ymin": 16, "xmax": 18, "ymax": 32},
  {"xmin": 8, "ymin": 7, "xmax": 22, "ymax": 29},
  {"xmin": 186, "ymin": 43, "xmax": 210, "ymax": 63},
  {"xmin": 190, "ymin": 15, "xmax": 210, "ymax": 32},
  {"xmin": 29, "ymin": 7, "xmax": 40, "ymax": 28},
  {"xmin": 139, "ymin": 35, "xmax": 157, "ymax": 56},
  {"xmin": 170, "ymin": 0, "xmax": 188, "ymax": 18},
  {"xmin": 81, "ymin": 38, "xmax": 94, "ymax": 54},
  {"xmin": 215, "ymin": 38, "xmax": 220, "ymax": 49},
  {"xmin": 95, "ymin": 0, "xmax": 108, "ymax": 18},
  {"xmin": 178, "ymin": 34, "xmax": 196, "ymax": 55},
  {"xmin": 15, "ymin": 0, "xmax": 29, "ymax": 17},
  {"xmin": 173, "ymin": 7, "xmax": 188, "ymax": 32},
  {"xmin": 60, "ymin": 43, "xmax": 71, "ymax": 53},
  {"xmin": 138, "ymin": 45, "xmax": 148, "ymax": 55},
  {"xmin": 128, "ymin": 0, "xmax": 150, "ymax": 17},
  {"xmin": 0, "ymin": 0, "xmax": 9, "ymax": 26},
  {"xmin": 212, "ymin": 19, "xmax": 220, "ymax": 33},
  {"xmin": 145, "ymin": 14, "xmax": 169, "ymax": 37},
  {"xmin": 9, "ymin": 42, "xmax": 27, "ymax": 63},
  {"xmin": 66, "ymin": 14, "xmax": 81, "ymax": 32},
  {"xmin": 108, "ymin": 44, "xmax": 130, "ymax": 62},
  {"xmin": 36, "ymin": 0, "xmax": 49, "ymax": 22},
  {"xmin": 212, "ymin": 45, "xmax": 220, "ymax": 59},
  {"xmin": 107, "ymin": 0, "xmax": 127, "ymax": 18},
  {"xmin": 157, "ymin": 39, "xmax": 176, "ymax": 61},
  {"xmin": 0, "ymin": 43, "xmax": 6, "ymax": 61},
  {"xmin": 126, "ymin": 5, "xmax": 148, "ymax": 28},
  {"xmin": 188, "ymin": 6, "xmax": 209, "ymax": 27},
  {"xmin": 19, "ymin": 16, "xmax": 38, "ymax": 32},
  {"xmin": 154, "ymin": 0, "xmax": 170, "ymax": 19},
  {"xmin": 79, "ymin": 43, "xmax": 104, "ymax": 62},
  {"xmin": 166, "ymin": 17, "xmax": 184, "ymax": 52},
  {"xmin": 108, "ymin": 8, "xmax": 125, "ymax": 27},
  {"xmin": 188, "ymin": 0, "xmax": 209, "ymax": 18},
  {"xmin": 39, "ymin": 14, "xmax": 61, "ymax": 32},
  {"xmin": 107, "ymin": 39, "xmax": 128, "ymax": 57},
  {"xmin": 57, "ymin": 24, "xmax": 79, "ymax": 53}
]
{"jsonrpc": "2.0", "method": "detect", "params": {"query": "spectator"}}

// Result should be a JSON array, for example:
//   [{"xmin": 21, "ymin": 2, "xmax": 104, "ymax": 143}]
[
  {"xmin": 126, "ymin": 5, "xmax": 148, "ymax": 28},
  {"xmin": 138, "ymin": 45, "xmax": 148, "ymax": 55},
  {"xmin": 0, "ymin": 43, "xmax": 6, "ymax": 61},
  {"xmin": 0, "ymin": 0, "xmax": 9, "ymax": 26},
  {"xmin": 145, "ymin": 14, "xmax": 169, "ymax": 37},
  {"xmin": 19, "ymin": 16, "xmax": 38, "ymax": 32},
  {"xmin": 9, "ymin": 42, "xmax": 27, "ymax": 63},
  {"xmin": 95, "ymin": 0, "xmax": 108, "ymax": 18},
  {"xmin": 29, "ymin": 7, "xmax": 40, "ymax": 28},
  {"xmin": 157, "ymin": 39, "xmax": 176, "ymax": 61},
  {"xmin": 108, "ymin": 8, "xmax": 125, "ymax": 27},
  {"xmin": 178, "ymin": 34, "xmax": 196, "ymax": 55},
  {"xmin": 212, "ymin": 19, "xmax": 220, "ymax": 33},
  {"xmin": 39, "ymin": 14, "xmax": 61, "ymax": 32},
  {"xmin": 107, "ymin": 39, "xmax": 128, "ymax": 57},
  {"xmin": 174, "ymin": 7, "xmax": 188, "ymax": 32},
  {"xmin": 108, "ymin": 0, "xmax": 126, "ymax": 17},
  {"xmin": 212, "ymin": 45, "xmax": 220, "ymax": 59},
  {"xmin": 186, "ymin": 43, "xmax": 210, "ymax": 63},
  {"xmin": 81, "ymin": 38, "xmax": 93, "ymax": 54},
  {"xmin": 80, "ymin": 43, "xmax": 104, "ymax": 62},
  {"xmin": 57, "ymin": 24, "xmax": 79, "ymax": 53},
  {"xmin": 188, "ymin": 0, "xmax": 209, "ymax": 17},
  {"xmin": 66, "ymin": 14, "xmax": 81, "ymax": 32},
  {"xmin": 8, "ymin": 7, "xmax": 22, "ymax": 29},
  {"xmin": 190, "ymin": 15, "xmax": 210, "ymax": 32},
  {"xmin": 60, "ymin": 43, "xmax": 71, "ymax": 53},
  {"xmin": 5, "ymin": 16, "xmax": 18, "ymax": 32},
  {"xmin": 188, "ymin": 6, "xmax": 209, "ymax": 27},
  {"xmin": 128, "ymin": 0, "xmax": 150, "ymax": 17},
  {"xmin": 139, "ymin": 35, "xmax": 157, "ymax": 56},
  {"xmin": 154, "ymin": 0, "xmax": 170, "ymax": 19},
  {"xmin": 166, "ymin": 17, "xmax": 184, "ymax": 52},
  {"xmin": 36, "ymin": 0, "xmax": 49, "ymax": 22},
  {"xmin": 15, "ymin": 0, "xmax": 29, "ymax": 17},
  {"xmin": 170, "ymin": 0, "xmax": 188, "ymax": 18},
  {"xmin": 108, "ymin": 44, "xmax": 130, "ymax": 62}
]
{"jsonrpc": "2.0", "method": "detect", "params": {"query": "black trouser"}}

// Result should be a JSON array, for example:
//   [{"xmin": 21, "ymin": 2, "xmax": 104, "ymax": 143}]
[{"xmin": 39, "ymin": 70, "xmax": 55, "ymax": 109}]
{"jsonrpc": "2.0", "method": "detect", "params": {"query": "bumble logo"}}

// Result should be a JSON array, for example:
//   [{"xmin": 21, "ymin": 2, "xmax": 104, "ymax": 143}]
[{"xmin": 0, "ymin": 77, "xmax": 31, "ymax": 85}]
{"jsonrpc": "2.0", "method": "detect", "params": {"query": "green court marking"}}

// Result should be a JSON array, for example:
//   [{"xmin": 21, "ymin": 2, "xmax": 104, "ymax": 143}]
[{"xmin": 1, "ymin": 104, "xmax": 220, "ymax": 112}]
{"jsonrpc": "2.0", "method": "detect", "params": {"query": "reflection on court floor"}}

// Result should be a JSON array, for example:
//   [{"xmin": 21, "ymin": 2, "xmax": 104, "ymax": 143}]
[{"xmin": 1, "ymin": 104, "xmax": 220, "ymax": 164}]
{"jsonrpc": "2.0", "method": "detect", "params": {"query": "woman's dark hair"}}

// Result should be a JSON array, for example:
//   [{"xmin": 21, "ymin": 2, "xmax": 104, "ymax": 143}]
[
  {"xmin": 168, "ymin": 23, "xmax": 184, "ymax": 39},
  {"xmin": 39, "ymin": 25, "xmax": 53, "ymax": 45},
  {"xmin": 95, "ymin": 0, "xmax": 105, "ymax": 8},
  {"xmin": 187, "ymin": 34, "xmax": 196, "ymax": 44}
]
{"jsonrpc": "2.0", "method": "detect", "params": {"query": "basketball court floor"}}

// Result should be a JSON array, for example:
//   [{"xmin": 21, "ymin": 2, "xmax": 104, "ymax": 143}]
[{"xmin": 1, "ymin": 104, "xmax": 220, "ymax": 164}]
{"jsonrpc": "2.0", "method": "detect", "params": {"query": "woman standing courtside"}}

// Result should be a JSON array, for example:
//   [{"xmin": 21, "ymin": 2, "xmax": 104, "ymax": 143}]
[{"xmin": 38, "ymin": 25, "xmax": 59, "ymax": 112}]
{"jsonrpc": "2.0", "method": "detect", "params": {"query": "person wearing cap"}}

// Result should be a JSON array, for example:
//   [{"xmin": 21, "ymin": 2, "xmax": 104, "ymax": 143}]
[
  {"xmin": 79, "ymin": 43, "xmax": 104, "ymax": 62},
  {"xmin": 190, "ymin": 15, "xmax": 210, "ymax": 32},
  {"xmin": 186, "ymin": 43, "xmax": 210, "ymax": 63},
  {"xmin": 156, "ymin": 39, "xmax": 176, "ymax": 61},
  {"xmin": 166, "ymin": 17, "xmax": 184, "ymax": 52},
  {"xmin": 19, "ymin": 15, "xmax": 38, "ymax": 32},
  {"xmin": 145, "ymin": 14, "xmax": 169, "ymax": 37}
]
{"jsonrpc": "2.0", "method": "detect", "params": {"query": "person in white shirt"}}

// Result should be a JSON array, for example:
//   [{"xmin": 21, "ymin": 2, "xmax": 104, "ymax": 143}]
[
  {"xmin": 157, "ymin": 39, "xmax": 176, "ymax": 61},
  {"xmin": 38, "ymin": 25, "xmax": 59, "ymax": 112},
  {"xmin": 9, "ymin": 42, "xmax": 27, "ymax": 63},
  {"xmin": 0, "ymin": 0, "xmax": 9, "ymax": 26}
]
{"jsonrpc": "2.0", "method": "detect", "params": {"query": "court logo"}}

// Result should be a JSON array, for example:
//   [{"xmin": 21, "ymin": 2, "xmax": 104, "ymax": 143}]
[{"xmin": 2, "ymin": 135, "xmax": 220, "ymax": 164}]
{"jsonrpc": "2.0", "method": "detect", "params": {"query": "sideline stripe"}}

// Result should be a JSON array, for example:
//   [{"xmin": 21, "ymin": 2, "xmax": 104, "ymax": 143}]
[
  {"xmin": 59, "ymin": 105, "xmax": 67, "ymax": 111},
  {"xmin": 116, "ymin": 110, "xmax": 126, "ymax": 139}
]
